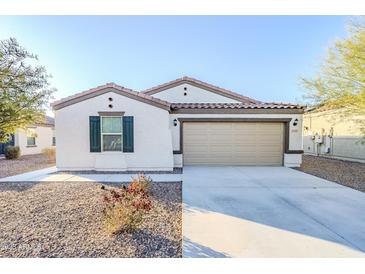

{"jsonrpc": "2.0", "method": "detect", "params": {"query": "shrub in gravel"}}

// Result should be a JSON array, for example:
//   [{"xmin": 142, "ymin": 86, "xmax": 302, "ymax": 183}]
[
  {"xmin": 127, "ymin": 174, "xmax": 152, "ymax": 195},
  {"xmin": 5, "ymin": 146, "xmax": 20, "ymax": 159},
  {"xmin": 42, "ymin": 147, "xmax": 56, "ymax": 163},
  {"xmin": 102, "ymin": 175, "xmax": 152, "ymax": 235}
]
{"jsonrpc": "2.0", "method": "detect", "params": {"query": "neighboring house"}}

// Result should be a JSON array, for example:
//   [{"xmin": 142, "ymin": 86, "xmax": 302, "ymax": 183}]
[
  {"xmin": 51, "ymin": 76, "xmax": 304, "ymax": 171},
  {"xmin": 303, "ymin": 108, "xmax": 365, "ymax": 163},
  {"xmin": 0, "ymin": 116, "xmax": 55, "ymax": 156}
]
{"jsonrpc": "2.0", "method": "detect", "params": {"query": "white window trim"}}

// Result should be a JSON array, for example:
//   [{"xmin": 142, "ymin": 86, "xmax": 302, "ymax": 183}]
[
  {"xmin": 101, "ymin": 116, "xmax": 123, "ymax": 152},
  {"xmin": 26, "ymin": 128, "xmax": 37, "ymax": 147},
  {"xmin": 27, "ymin": 136, "xmax": 36, "ymax": 146}
]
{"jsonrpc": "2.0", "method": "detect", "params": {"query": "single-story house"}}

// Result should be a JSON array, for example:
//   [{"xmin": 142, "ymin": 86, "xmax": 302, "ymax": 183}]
[
  {"xmin": 51, "ymin": 76, "xmax": 304, "ymax": 171},
  {"xmin": 303, "ymin": 108, "xmax": 365, "ymax": 163},
  {"xmin": 0, "ymin": 116, "xmax": 55, "ymax": 156}
]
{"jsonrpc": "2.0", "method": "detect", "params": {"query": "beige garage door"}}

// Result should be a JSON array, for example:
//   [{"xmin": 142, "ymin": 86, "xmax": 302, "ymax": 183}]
[{"xmin": 183, "ymin": 122, "xmax": 284, "ymax": 165}]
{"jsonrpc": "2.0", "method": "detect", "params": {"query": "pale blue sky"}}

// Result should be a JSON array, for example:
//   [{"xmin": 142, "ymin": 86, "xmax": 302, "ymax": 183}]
[{"xmin": 0, "ymin": 16, "xmax": 349, "ymax": 107}]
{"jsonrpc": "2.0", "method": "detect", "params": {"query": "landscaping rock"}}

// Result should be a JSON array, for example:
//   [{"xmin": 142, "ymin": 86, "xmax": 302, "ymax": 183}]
[
  {"xmin": 0, "ymin": 181, "xmax": 182, "ymax": 257},
  {"xmin": 295, "ymin": 155, "xmax": 365, "ymax": 192},
  {"xmin": 0, "ymin": 154, "xmax": 55, "ymax": 179}
]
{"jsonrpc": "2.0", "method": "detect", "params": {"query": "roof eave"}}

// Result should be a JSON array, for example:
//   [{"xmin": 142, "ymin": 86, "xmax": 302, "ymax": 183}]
[
  {"xmin": 52, "ymin": 86, "xmax": 171, "ymax": 112},
  {"xmin": 142, "ymin": 77, "xmax": 259, "ymax": 104},
  {"xmin": 171, "ymin": 108, "xmax": 304, "ymax": 114}
]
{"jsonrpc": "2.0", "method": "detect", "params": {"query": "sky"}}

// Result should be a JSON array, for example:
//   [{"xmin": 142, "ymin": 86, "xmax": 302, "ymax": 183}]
[{"xmin": 0, "ymin": 16, "xmax": 349, "ymax": 111}]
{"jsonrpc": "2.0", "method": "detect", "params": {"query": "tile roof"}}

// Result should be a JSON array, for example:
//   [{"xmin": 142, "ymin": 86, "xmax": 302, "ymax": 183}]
[
  {"xmin": 34, "ymin": 115, "xmax": 55, "ymax": 127},
  {"xmin": 45, "ymin": 116, "xmax": 55, "ymax": 125},
  {"xmin": 51, "ymin": 83, "xmax": 171, "ymax": 110},
  {"xmin": 142, "ymin": 76, "xmax": 260, "ymax": 104},
  {"xmin": 51, "ymin": 79, "xmax": 303, "ymax": 112},
  {"xmin": 171, "ymin": 102, "xmax": 304, "ymax": 110}
]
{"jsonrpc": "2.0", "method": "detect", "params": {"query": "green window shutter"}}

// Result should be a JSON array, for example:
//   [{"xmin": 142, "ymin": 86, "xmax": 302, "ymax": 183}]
[
  {"xmin": 89, "ymin": 116, "xmax": 101, "ymax": 152},
  {"xmin": 123, "ymin": 116, "xmax": 134, "ymax": 152}
]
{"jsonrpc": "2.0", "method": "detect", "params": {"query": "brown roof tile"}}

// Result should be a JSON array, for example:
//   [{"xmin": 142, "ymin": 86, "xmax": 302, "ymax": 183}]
[
  {"xmin": 33, "ymin": 115, "xmax": 55, "ymax": 127},
  {"xmin": 51, "ymin": 79, "xmax": 303, "ymax": 113},
  {"xmin": 171, "ymin": 102, "xmax": 303, "ymax": 110}
]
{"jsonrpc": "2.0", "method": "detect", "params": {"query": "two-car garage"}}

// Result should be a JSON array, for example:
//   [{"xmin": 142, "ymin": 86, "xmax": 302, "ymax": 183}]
[{"xmin": 182, "ymin": 122, "xmax": 285, "ymax": 166}]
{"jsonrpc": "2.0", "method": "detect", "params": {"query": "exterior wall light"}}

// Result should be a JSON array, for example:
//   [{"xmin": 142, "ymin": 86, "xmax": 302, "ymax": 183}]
[
  {"xmin": 173, "ymin": 119, "xmax": 178, "ymax": 126},
  {"xmin": 293, "ymin": 118, "xmax": 298, "ymax": 126}
]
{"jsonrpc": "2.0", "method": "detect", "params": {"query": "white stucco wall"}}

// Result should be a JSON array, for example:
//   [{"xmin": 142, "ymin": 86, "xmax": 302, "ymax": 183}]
[
  {"xmin": 55, "ymin": 91, "xmax": 174, "ymax": 171},
  {"xmin": 15, "ymin": 126, "xmax": 54, "ymax": 156},
  {"xmin": 170, "ymin": 113, "xmax": 303, "ymax": 167},
  {"xmin": 150, "ymin": 83, "xmax": 242, "ymax": 103}
]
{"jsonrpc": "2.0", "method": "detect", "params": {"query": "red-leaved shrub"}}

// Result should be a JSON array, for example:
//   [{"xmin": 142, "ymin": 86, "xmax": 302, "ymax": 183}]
[{"xmin": 102, "ymin": 174, "xmax": 153, "ymax": 235}]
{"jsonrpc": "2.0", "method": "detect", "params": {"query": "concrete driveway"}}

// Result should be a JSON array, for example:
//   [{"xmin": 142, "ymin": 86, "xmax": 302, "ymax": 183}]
[{"xmin": 183, "ymin": 166, "xmax": 365, "ymax": 257}]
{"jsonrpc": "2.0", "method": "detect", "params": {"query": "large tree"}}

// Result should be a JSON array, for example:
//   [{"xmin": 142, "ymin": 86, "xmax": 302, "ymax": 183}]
[
  {"xmin": 301, "ymin": 17, "xmax": 365, "ymax": 138},
  {"xmin": 0, "ymin": 38, "xmax": 55, "ymax": 142}
]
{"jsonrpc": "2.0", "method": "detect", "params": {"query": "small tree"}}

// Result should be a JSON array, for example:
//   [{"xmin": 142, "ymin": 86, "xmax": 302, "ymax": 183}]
[
  {"xmin": 301, "ymin": 17, "xmax": 365, "ymax": 139},
  {"xmin": 0, "ymin": 38, "xmax": 55, "ymax": 142}
]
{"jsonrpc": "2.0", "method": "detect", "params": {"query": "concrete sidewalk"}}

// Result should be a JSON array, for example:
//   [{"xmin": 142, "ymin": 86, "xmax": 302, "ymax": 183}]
[{"xmin": 0, "ymin": 166, "xmax": 182, "ymax": 183}]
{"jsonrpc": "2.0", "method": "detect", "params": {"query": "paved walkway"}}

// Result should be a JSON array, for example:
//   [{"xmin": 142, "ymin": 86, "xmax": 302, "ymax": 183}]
[
  {"xmin": 183, "ymin": 166, "xmax": 365, "ymax": 258},
  {"xmin": 0, "ymin": 166, "xmax": 182, "ymax": 182}
]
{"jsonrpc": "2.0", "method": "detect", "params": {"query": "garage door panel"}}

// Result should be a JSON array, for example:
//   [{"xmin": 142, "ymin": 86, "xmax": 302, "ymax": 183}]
[
  {"xmin": 188, "ymin": 149, "xmax": 233, "ymax": 155},
  {"xmin": 256, "ymin": 158, "xmax": 282, "ymax": 165},
  {"xmin": 232, "ymin": 123, "xmax": 257, "ymax": 129},
  {"xmin": 209, "ymin": 135, "xmax": 234, "ymax": 142},
  {"xmin": 256, "ymin": 143, "xmax": 282, "ymax": 149},
  {"xmin": 183, "ymin": 122, "xmax": 284, "ymax": 166},
  {"xmin": 208, "ymin": 123, "xmax": 233, "ymax": 129},
  {"xmin": 260, "ymin": 133, "xmax": 282, "ymax": 138},
  {"xmin": 231, "ymin": 135, "xmax": 257, "ymax": 141},
  {"xmin": 255, "ymin": 135, "xmax": 282, "ymax": 141},
  {"xmin": 184, "ymin": 146, "xmax": 209, "ymax": 153},
  {"xmin": 256, "ymin": 128, "xmax": 282, "ymax": 133},
  {"xmin": 233, "ymin": 146, "xmax": 258, "ymax": 153},
  {"xmin": 184, "ymin": 137, "xmax": 207, "ymax": 143},
  {"xmin": 209, "ymin": 146, "xmax": 234, "ymax": 152}
]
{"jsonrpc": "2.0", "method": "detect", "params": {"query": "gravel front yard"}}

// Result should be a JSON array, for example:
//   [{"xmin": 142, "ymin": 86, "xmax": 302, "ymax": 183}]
[
  {"xmin": 0, "ymin": 181, "xmax": 182, "ymax": 257},
  {"xmin": 0, "ymin": 154, "xmax": 54, "ymax": 179},
  {"xmin": 295, "ymin": 155, "xmax": 365, "ymax": 192}
]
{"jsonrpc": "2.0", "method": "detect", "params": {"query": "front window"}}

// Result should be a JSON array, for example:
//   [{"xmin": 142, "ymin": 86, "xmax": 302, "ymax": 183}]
[
  {"xmin": 101, "ymin": 117, "xmax": 122, "ymax": 151},
  {"xmin": 27, "ymin": 128, "xmax": 37, "ymax": 146},
  {"xmin": 52, "ymin": 129, "xmax": 56, "ymax": 146}
]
